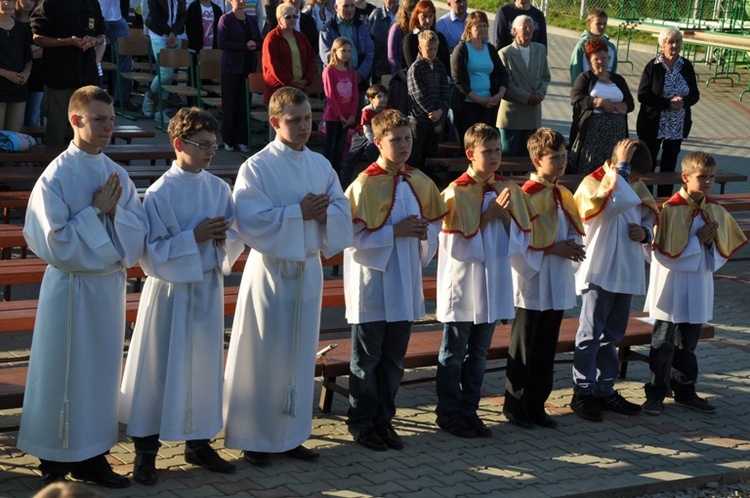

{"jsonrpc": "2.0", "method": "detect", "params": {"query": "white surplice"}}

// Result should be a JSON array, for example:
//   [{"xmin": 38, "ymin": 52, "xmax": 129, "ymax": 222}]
[
  {"xmin": 344, "ymin": 177, "xmax": 441, "ymax": 324},
  {"xmin": 512, "ymin": 203, "xmax": 581, "ymax": 311},
  {"xmin": 18, "ymin": 143, "xmax": 148, "ymax": 462},
  {"xmin": 574, "ymin": 176, "xmax": 656, "ymax": 295},
  {"xmin": 119, "ymin": 164, "xmax": 244, "ymax": 441},
  {"xmin": 223, "ymin": 140, "xmax": 352, "ymax": 452},
  {"xmin": 438, "ymin": 190, "xmax": 530, "ymax": 323},
  {"xmin": 644, "ymin": 214, "xmax": 726, "ymax": 324}
]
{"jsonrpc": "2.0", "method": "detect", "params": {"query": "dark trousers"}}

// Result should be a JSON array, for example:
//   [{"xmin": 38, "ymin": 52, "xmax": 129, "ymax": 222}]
[
  {"xmin": 644, "ymin": 320, "xmax": 702, "ymax": 402},
  {"xmin": 324, "ymin": 120, "xmax": 348, "ymax": 174},
  {"xmin": 347, "ymin": 320, "xmax": 412, "ymax": 430},
  {"xmin": 454, "ymin": 102, "xmax": 499, "ymax": 149},
  {"xmin": 505, "ymin": 308, "xmax": 564, "ymax": 418},
  {"xmin": 408, "ymin": 121, "xmax": 440, "ymax": 181},
  {"xmin": 221, "ymin": 72, "xmax": 249, "ymax": 147},
  {"xmin": 40, "ymin": 453, "xmax": 108, "ymax": 476},
  {"xmin": 340, "ymin": 131, "xmax": 378, "ymax": 189},
  {"xmin": 641, "ymin": 137, "xmax": 683, "ymax": 198}
]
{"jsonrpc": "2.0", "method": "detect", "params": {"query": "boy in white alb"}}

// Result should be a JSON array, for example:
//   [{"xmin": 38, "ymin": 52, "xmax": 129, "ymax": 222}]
[
  {"xmin": 223, "ymin": 87, "xmax": 353, "ymax": 467},
  {"xmin": 119, "ymin": 107, "xmax": 243, "ymax": 485},
  {"xmin": 18, "ymin": 86, "xmax": 147, "ymax": 489},
  {"xmin": 435, "ymin": 123, "xmax": 534, "ymax": 439},
  {"xmin": 344, "ymin": 109, "xmax": 447, "ymax": 451},
  {"xmin": 642, "ymin": 152, "xmax": 746, "ymax": 415},
  {"xmin": 571, "ymin": 139, "xmax": 658, "ymax": 422},
  {"xmin": 506, "ymin": 128, "xmax": 585, "ymax": 430}
]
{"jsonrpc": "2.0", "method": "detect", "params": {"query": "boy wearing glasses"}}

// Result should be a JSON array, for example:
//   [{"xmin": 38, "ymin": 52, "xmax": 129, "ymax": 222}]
[{"xmin": 120, "ymin": 107, "xmax": 244, "ymax": 485}]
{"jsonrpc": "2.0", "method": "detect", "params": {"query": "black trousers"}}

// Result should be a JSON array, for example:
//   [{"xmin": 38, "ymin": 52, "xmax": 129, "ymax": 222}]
[
  {"xmin": 221, "ymin": 72, "xmax": 250, "ymax": 147},
  {"xmin": 644, "ymin": 320, "xmax": 702, "ymax": 401},
  {"xmin": 408, "ymin": 121, "xmax": 440, "ymax": 182},
  {"xmin": 504, "ymin": 308, "xmax": 564, "ymax": 418},
  {"xmin": 132, "ymin": 434, "xmax": 209, "ymax": 454},
  {"xmin": 641, "ymin": 137, "xmax": 683, "ymax": 198},
  {"xmin": 39, "ymin": 453, "xmax": 108, "ymax": 476},
  {"xmin": 454, "ymin": 101, "xmax": 499, "ymax": 150}
]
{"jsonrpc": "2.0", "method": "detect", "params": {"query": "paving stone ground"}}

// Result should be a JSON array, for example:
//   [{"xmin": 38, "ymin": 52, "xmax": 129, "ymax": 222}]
[{"xmin": 1, "ymin": 7, "xmax": 750, "ymax": 497}]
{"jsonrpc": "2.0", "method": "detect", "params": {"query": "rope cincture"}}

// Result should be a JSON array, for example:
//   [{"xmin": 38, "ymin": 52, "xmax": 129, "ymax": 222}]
[
  {"xmin": 185, "ymin": 282, "xmax": 195, "ymax": 434},
  {"xmin": 58, "ymin": 275, "xmax": 76, "ymax": 449},
  {"xmin": 281, "ymin": 259, "xmax": 307, "ymax": 417}
]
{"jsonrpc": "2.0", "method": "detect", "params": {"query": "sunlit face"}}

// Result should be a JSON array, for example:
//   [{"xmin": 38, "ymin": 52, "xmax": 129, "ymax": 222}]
[
  {"xmin": 0, "ymin": 0, "xmax": 14, "ymax": 14},
  {"xmin": 229, "ymin": 0, "xmax": 246, "ymax": 11},
  {"xmin": 375, "ymin": 125, "xmax": 412, "ymax": 165},
  {"xmin": 176, "ymin": 130, "xmax": 218, "ymax": 173},
  {"xmin": 418, "ymin": 41, "xmax": 438, "ymax": 63},
  {"xmin": 533, "ymin": 145, "xmax": 567, "ymax": 182},
  {"xmin": 283, "ymin": 0, "xmax": 302, "ymax": 10},
  {"xmin": 515, "ymin": 0, "xmax": 531, "ymax": 9},
  {"xmin": 469, "ymin": 21, "xmax": 489, "ymax": 42},
  {"xmin": 384, "ymin": 0, "xmax": 399, "ymax": 12},
  {"xmin": 71, "ymin": 100, "xmax": 115, "ymax": 154},
  {"xmin": 279, "ymin": 8, "xmax": 298, "ymax": 29},
  {"xmin": 417, "ymin": 12, "xmax": 434, "ymax": 30},
  {"xmin": 513, "ymin": 19, "xmax": 534, "ymax": 46},
  {"xmin": 335, "ymin": 0, "xmax": 355, "ymax": 22},
  {"xmin": 682, "ymin": 166, "xmax": 716, "ymax": 199},
  {"xmin": 334, "ymin": 43, "xmax": 352, "ymax": 64},
  {"xmin": 370, "ymin": 92, "xmax": 388, "ymax": 112},
  {"xmin": 271, "ymin": 102, "xmax": 313, "ymax": 151},
  {"xmin": 468, "ymin": 139, "xmax": 502, "ymax": 179},
  {"xmin": 588, "ymin": 16, "xmax": 608, "ymax": 36},
  {"xmin": 660, "ymin": 36, "xmax": 682, "ymax": 60},
  {"xmin": 449, "ymin": 0, "xmax": 467, "ymax": 16},
  {"xmin": 588, "ymin": 50, "xmax": 609, "ymax": 76},
  {"xmin": 17, "ymin": 0, "xmax": 37, "ymax": 13}
]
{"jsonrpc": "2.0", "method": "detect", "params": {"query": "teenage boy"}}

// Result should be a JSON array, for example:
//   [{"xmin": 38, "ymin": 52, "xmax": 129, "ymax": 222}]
[
  {"xmin": 119, "ymin": 107, "xmax": 244, "ymax": 485},
  {"xmin": 344, "ymin": 108, "xmax": 447, "ymax": 451},
  {"xmin": 505, "ymin": 127, "xmax": 585, "ymax": 429},
  {"xmin": 435, "ymin": 123, "xmax": 534, "ymax": 438},
  {"xmin": 18, "ymin": 86, "xmax": 148, "ymax": 489},
  {"xmin": 569, "ymin": 9, "xmax": 617, "ymax": 85},
  {"xmin": 642, "ymin": 152, "xmax": 746, "ymax": 415},
  {"xmin": 571, "ymin": 138, "xmax": 659, "ymax": 422},
  {"xmin": 224, "ymin": 86, "xmax": 353, "ymax": 467}
]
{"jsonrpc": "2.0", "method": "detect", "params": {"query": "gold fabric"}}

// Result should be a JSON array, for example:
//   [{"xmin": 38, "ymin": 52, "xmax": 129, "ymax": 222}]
[
  {"xmin": 523, "ymin": 174, "xmax": 585, "ymax": 250},
  {"xmin": 574, "ymin": 162, "xmax": 658, "ymax": 221}
]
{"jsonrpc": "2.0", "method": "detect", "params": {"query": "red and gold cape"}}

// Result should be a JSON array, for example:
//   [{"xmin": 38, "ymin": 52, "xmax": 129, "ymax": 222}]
[
  {"xmin": 574, "ymin": 162, "xmax": 659, "ymax": 222},
  {"xmin": 522, "ymin": 174, "xmax": 585, "ymax": 251}
]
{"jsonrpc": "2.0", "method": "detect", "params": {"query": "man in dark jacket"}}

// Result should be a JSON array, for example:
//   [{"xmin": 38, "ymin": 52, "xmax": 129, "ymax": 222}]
[{"xmin": 319, "ymin": 0, "xmax": 374, "ymax": 92}]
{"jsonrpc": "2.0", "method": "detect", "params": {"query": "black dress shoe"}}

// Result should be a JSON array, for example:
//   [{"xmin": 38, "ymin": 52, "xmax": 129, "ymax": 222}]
[
  {"xmin": 71, "ymin": 459, "xmax": 130, "ymax": 489},
  {"xmin": 243, "ymin": 450, "xmax": 270, "ymax": 467},
  {"xmin": 185, "ymin": 444, "xmax": 236, "ymax": 473},
  {"xmin": 133, "ymin": 453, "xmax": 158, "ymax": 485},
  {"xmin": 284, "ymin": 445, "xmax": 320, "ymax": 461},
  {"xmin": 374, "ymin": 423, "xmax": 404, "ymax": 450},
  {"xmin": 40, "ymin": 472, "xmax": 68, "ymax": 489},
  {"xmin": 530, "ymin": 412, "xmax": 558, "ymax": 429},
  {"xmin": 348, "ymin": 426, "xmax": 388, "ymax": 451},
  {"xmin": 503, "ymin": 410, "xmax": 536, "ymax": 429}
]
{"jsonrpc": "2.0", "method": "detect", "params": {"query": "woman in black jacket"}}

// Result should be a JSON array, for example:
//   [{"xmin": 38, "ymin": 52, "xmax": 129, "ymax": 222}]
[
  {"xmin": 450, "ymin": 10, "xmax": 507, "ymax": 146},
  {"xmin": 185, "ymin": 0, "xmax": 223, "ymax": 54},
  {"xmin": 636, "ymin": 27, "xmax": 700, "ymax": 197},
  {"xmin": 569, "ymin": 37, "xmax": 634, "ymax": 175}
]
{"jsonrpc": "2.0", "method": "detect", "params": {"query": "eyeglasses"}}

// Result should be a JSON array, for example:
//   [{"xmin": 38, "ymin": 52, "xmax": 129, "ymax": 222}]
[
  {"xmin": 283, "ymin": 14, "xmax": 299, "ymax": 19},
  {"xmin": 181, "ymin": 138, "xmax": 219, "ymax": 151}
]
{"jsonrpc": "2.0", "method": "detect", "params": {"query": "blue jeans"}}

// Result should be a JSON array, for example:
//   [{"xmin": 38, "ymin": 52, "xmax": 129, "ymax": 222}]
[
  {"xmin": 23, "ymin": 91, "xmax": 43, "ymax": 126},
  {"xmin": 105, "ymin": 18, "xmax": 133, "ymax": 103},
  {"xmin": 347, "ymin": 321, "xmax": 412, "ymax": 430},
  {"xmin": 644, "ymin": 320, "xmax": 701, "ymax": 402},
  {"xmin": 436, "ymin": 321, "xmax": 495, "ymax": 415},
  {"xmin": 573, "ymin": 284, "xmax": 632, "ymax": 396},
  {"xmin": 149, "ymin": 36, "xmax": 175, "ymax": 95}
]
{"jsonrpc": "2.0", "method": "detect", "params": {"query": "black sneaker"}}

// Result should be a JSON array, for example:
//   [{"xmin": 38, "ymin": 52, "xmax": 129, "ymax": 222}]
[
  {"xmin": 437, "ymin": 412, "xmax": 476, "ymax": 438},
  {"xmin": 348, "ymin": 426, "xmax": 388, "ymax": 451},
  {"xmin": 675, "ymin": 396, "xmax": 716, "ymax": 413},
  {"xmin": 464, "ymin": 413, "xmax": 493, "ymax": 438},
  {"xmin": 598, "ymin": 391, "xmax": 641, "ymax": 416},
  {"xmin": 502, "ymin": 409, "xmax": 536, "ymax": 429},
  {"xmin": 374, "ymin": 422, "xmax": 404, "ymax": 450},
  {"xmin": 185, "ymin": 444, "xmax": 236, "ymax": 473},
  {"xmin": 642, "ymin": 398, "xmax": 664, "ymax": 416},
  {"xmin": 284, "ymin": 445, "xmax": 320, "ymax": 460},
  {"xmin": 570, "ymin": 393, "xmax": 604, "ymax": 422},
  {"xmin": 243, "ymin": 451, "xmax": 270, "ymax": 466},
  {"xmin": 70, "ymin": 457, "xmax": 130, "ymax": 489}
]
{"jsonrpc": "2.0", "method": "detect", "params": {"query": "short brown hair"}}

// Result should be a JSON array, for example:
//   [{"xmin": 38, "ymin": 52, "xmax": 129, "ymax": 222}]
[
  {"xmin": 463, "ymin": 123, "xmax": 500, "ymax": 152},
  {"xmin": 527, "ymin": 127, "xmax": 566, "ymax": 160},
  {"xmin": 268, "ymin": 86, "xmax": 309, "ymax": 119},
  {"xmin": 167, "ymin": 107, "xmax": 218, "ymax": 143},
  {"xmin": 68, "ymin": 86, "xmax": 113, "ymax": 117},
  {"xmin": 609, "ymin": 139, "xmax": 652, "ymax": 174},
  {"xmin": 371, "ymin": 109, "xmax": 410, "ymax": 139},
  {"xmin": 584, "ymin": 37, "xmax": 609, "ymax": 61},
  {"xmin": 586, "ymin": 9, "xmax": 607, "ymax": 25},
  {"xmin": 461, "ymin": 11, "xmax": 489, "ymax": 42},
  {"xmin": 366, "ymin": 84, "xmax": 387, "ymax": 100},
  {"xmin": 682, "ymin": 151, "xmax": 717, "ymax": 176}
]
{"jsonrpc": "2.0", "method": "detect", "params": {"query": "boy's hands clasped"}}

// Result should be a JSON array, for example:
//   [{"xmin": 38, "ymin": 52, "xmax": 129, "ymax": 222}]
[
  {"xmin": 194, "ymin": 216, "xmax": 230, "ymax": 243},
  {"xmin": 697, "ymin": 220, "xmax": 718, "ymax": 245},
  {"xmin": 394, "ymin": 215, "xmax": 429, "ymax": 240},
  {"xmin": 548, "ymin": 239, "xmax": 586, "ymax": 262},
  {"xmin": 92, "ymin": 172, "xmax": 122, "ymax": 218},
  {"xmin": 301, "ymin": 193, "xmax": 330, "ymax": 223}
]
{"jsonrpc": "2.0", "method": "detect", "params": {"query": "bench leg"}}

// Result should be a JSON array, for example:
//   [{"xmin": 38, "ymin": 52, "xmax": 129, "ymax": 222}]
[
  {"xmin": 618, "ymin": 345, "xmax": 631, "ymax": 379},
  {"xmin": 319, "ymin": 377, "xmax": 336, "ymax": 413}
]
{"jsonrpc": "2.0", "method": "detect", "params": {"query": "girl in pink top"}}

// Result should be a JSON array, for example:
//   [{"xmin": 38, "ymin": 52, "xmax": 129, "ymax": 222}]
[{"xmin": 322, "ymin": 37, "xmax": 359, "ymax": 175}]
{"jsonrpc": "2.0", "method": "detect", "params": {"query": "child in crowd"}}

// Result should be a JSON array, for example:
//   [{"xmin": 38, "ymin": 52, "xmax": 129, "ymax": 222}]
[
  {"xmin": 505, "ymin": 128, "xmax": 585, "ymax": 429},
  {"xmin": 642, "ymin": 152, "xmax": 747, "ymax": 415},
  {"xmin": 224, "ymin": 87, "xmax": 352, "ymax": 466},
  {"xmin": 119, "ymin": 107, "xmax": 244, "ymax": 485},
  {"xmin": 344, "ymin": 109, "xmax": 447, "ymax": 451},
  {"xmin": 570, "ymin": 138, "xmax": 658, "ymax": 422},
  {"xmin": 407, "ymin": 29, "xmax": 452, "ymax": 181},
  {"xmin": 18, "ymin": 86, "xmax": 147, "ymax": 489},
  {"xmin": 323, "ymin": 36, "xmax": 359, "ymax": 175},
  {"xmin": 569, "ymin": 9, "xmax": 617, "ymax": 85},
  {"xmin": 339, "ymin": 83, "xmax": 389, "ymax": 189},
  {"xmin": 435, "ymin": 123, "xmax": 534, "ymax": 438}
]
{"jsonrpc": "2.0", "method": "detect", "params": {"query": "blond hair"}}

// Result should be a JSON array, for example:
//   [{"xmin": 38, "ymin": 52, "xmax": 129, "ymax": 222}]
[
  {"xmin": 276, "ymin": 2, "xmax": 297, "ymax": 19},
  {"xmin": 328, "ymin": 37, "xmax": 352, "ymax": 67},
  {"xmin": 417, "ymin": 29, "xmax": 438, "ymax": 47},
  {"xmin": 269, "ymin": 86, "xmax": 309, "ymax": 119},
  {"xmin": 681, "ymin": 151, "xmax": 717, "ymax": 176},
  {"xmin": 68, "ymin": 85, "xmax": 113, "ymax": 117},
  {"xmin": 526, "ymin": 127, "xmax": 566, "ymax": 161},
  {"xmin": 463, "ymin": 123, "xmax": 500, "ymax": 152},
  {"xmin": 461, "ymin": 11, "xmax": 489, "ymax": 42},
  {"xmin": 167, "ymin": 106, "xmax": 218, "ymax": 143},
  {"xmin": 371, "ymin": 109, "xmax": 411, "ymax": 139},
  {"xmin": 396, "ymin": 0, "xmax": 419, "ymax": 33}
]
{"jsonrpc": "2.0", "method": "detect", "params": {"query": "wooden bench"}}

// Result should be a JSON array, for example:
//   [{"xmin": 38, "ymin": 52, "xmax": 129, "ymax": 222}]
[
  {"xmin": 20, "ymin": 125, "xmax": 156, "ymax": 144},
  {"xmin": 314, "ymin": 316, "xmax": 716, "ymax": 413}
]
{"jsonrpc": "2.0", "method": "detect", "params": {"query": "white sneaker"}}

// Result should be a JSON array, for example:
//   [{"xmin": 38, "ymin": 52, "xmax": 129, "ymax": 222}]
[
  {"xmin": 154, "ymin": 110, "xmax": 171, "ymax": 124},
  {"xmin": 142, "ymin": 94, "xmax": 155, "ymax": 117},
  {"xmin": 237, "ymin": 144, "xmax": 249, "ymax": 153},
  {"xmin": 223, "ymin": 144, "xmax": 234, "ymax": 151}
]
